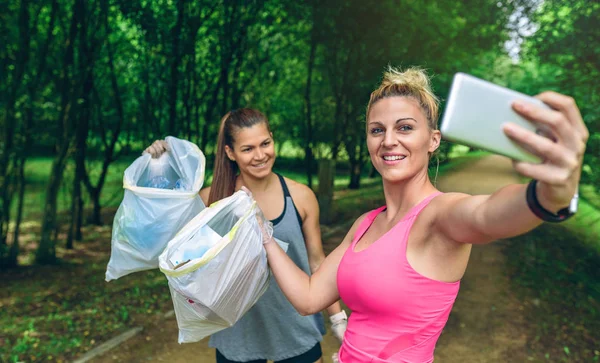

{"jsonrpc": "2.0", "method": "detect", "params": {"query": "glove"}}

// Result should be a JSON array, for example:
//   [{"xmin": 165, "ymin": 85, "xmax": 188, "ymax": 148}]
[
  {"xmin": 241, "ymin": 186, "xmax": 274, "ymax": 245},
  {"xmin": 332, "ymin": 353, "xmax": 340, "ymax": 363},
  {"xmin": 257, "ymin": 210, "xmax": 274, "ymax": 245},
  {"xmin": 330, "ymin": 311, "xmax": 348, "ymax": 344}
]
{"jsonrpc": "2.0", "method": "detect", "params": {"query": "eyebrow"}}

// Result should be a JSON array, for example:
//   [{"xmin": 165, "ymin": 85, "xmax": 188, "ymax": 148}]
[
  {"xmin": 368, "ymin": 117, "xmax": 418, "ymax": 126},
  {"xmin": 240, "ymin": 138, "xmax": 271, "ymax": 149}
]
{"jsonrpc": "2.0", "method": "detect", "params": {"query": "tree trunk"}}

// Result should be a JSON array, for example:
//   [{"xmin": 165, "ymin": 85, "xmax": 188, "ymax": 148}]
[
  {"xmin": 317, "ymin": 159, "xmax": 336, "ymax": 224},
  {"xmin": 348, "ymin": 163, "xmax": 362, "ymax": 190},
  {"xmin": 303, "ymin": 25, "xmax": 317, "ymax": 188},
  {"xmin": 37, "ymin": 0, "xmax": 81, "ymax": 264},
  {"xmin": 1, "ymin": 0, "xmax": 30, "ymax": 263},
  {"xmin": 79, "ymin": 2, "xmax": 123, "ymax": 227},
  {"xmin": 37, "ymin": 140, "xmax": 71, "ymax": 264},
  {"xmin": 69, "ymin": 0, "xmax": 95, "ymax": 247},
  {"xmin": 168, "ymin": 0, "xmax": 185, "ymax": 135},
  {"xmin": 7, "ymin": 157, "xmax": 25, "ymax": 267}
]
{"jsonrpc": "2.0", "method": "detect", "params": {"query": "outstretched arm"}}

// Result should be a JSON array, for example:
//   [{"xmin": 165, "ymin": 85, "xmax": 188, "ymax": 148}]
[
  {"xmin": 263, "ymin": 214, "xmax": 366, "ymax": 316},
  {"xmin": 435, "ymin": 92, "xmax": 588, "ymax": 245},
  {"xmin": 296, "ymin": 184, "xmax": 346, "ymax": 340}
]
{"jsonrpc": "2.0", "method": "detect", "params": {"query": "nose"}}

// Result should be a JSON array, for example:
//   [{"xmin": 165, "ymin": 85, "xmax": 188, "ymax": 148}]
[
  {"xmin": 382, "ymin": 130, "xmax": 398, "ymax": 148},
  {"xmin": 255, "ymin": 148, "xmax": 265, "ymax": 160}
]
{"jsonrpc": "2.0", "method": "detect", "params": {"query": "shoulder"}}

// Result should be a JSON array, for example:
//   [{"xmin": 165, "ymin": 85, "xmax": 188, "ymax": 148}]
[
  {"xmin": 284, "ymin": 176, "xmax": 318, "ymax": 220},
  {"xmin": 415, "ymin": 191, "xmax": 471, "ymax": 242},
  {"xmin": 285, "ymin": 177, "xmax": 317, "ymax": 204},
  {"xmin": 423, "ymin": 192, "xmax": 471, "ymax": 217},
  {"xmin": 199, "ymin": 186, "xmax": 211, "ymax": 205},
  {"xmin": 339, "ymin": 211, "xmax": 371, "ymax": 248}
]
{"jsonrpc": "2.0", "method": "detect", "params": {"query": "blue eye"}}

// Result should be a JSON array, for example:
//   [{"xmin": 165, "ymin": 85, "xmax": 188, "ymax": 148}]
[
  {"xmin": 398, "ymin": 125, "xmax": 413, "ymax": 131},
  {"xmin": 370, "ymin": 128, "xmax": 384, "ymax": 135}
]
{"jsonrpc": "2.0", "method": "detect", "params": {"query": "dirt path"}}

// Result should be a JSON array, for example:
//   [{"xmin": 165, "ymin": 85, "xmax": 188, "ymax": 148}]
[
  {"xmin": 92, "ymin": 155, "xmax": 531, "ymax": 363},
  {"xmin": 433, "ymin": 155, "xmax": 530, "ymax": 362}
]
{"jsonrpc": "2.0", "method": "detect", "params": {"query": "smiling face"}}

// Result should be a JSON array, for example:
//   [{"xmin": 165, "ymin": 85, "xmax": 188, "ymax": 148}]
[
  {"xmin": 366, "ymin": 96, "xmax": 441, "ymax": 183},
  {"xmin": 225, "ymin": 122, "xmax": 275, "ymax": 180}
]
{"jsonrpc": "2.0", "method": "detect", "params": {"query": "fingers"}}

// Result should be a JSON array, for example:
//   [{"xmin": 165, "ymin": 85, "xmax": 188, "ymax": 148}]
[
  {"xmin": 511, "ymin": 100, "xmax": 577, "ymax": 151},
  {"xmin": 240, "ymin": 186, "xmax": 253, "ymax": 198},
  {"xmin": 511, "ymin": 92, "xmax": 587, "ymax": 163},
  {"xmin": 144, "ymin": 140, "xmax": 169, "ymax": 158},
  {"xmin": 536, "ymin": 91, "xmax": 589, "ymax": 143},
  {"xmin": 503, "ymin": 122, "xmax": 576, "ymax": 167},
  {"xmin": 511, "ymin": 160, "xmax": 573, "ymax": 186}
]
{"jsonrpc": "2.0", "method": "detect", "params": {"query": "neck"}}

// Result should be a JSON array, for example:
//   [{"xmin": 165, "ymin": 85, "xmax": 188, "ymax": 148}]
[
  {"xmin": 381, "ymin": 168, "xmax": 438, "ymax": 222},
  {"xmin": 237, "ymin": 172, "xmax": 276, "ymax": 193}
]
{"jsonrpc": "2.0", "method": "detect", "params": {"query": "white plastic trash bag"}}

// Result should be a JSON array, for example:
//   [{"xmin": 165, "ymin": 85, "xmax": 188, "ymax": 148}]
[
  {"xmin": 158, "ymin": 190, "xmax": 270, "ymax": 343},
  {"xmin": 106, "ymin": 136, "xmax": 206, "ymax": 281}
]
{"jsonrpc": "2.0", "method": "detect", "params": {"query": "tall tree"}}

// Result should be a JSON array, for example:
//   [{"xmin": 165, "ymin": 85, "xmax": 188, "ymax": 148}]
[{"xmin": 37, "ymin": 0, "xmax": 82, "ymax": 264}]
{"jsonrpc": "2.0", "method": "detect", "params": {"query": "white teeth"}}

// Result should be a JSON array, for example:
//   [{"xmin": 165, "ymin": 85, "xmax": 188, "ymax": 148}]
[
  {"xmin": 383, "ymin": 155, "xmax": 404, "ymax": 161},
  {"xmin": 255, "ymin": 163, "xmax": 266, "ymax": 167}
]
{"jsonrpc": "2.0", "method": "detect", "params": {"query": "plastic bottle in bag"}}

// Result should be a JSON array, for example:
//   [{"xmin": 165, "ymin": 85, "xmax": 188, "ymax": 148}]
[
  {"xmin": 143, "ymin": 155, "xmax": 174, "ymax": 189},
  {"xmin": 145, "ymin": 175, "xmax": 172, "ymax": 189},
  {"xmin": 174, "ymin": 178, "xmax": 189, "ymax": 191}
]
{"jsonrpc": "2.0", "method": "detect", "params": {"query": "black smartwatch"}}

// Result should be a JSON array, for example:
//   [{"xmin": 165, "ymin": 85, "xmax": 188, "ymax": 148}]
[{"xmin": 526, "ymin": 180, "xmax": 578, "ymax": 223}]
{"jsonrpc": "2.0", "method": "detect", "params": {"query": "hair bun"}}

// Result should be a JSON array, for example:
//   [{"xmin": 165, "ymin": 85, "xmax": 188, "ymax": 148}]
[{"xmin": 381, "ymin": 66, "xmax": 432, "ymax": 92}]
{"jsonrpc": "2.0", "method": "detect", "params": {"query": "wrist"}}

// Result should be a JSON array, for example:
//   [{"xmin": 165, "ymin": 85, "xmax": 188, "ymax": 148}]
[
  {"xmin": 535, "ymin": 181, "xmax": 570, "ymax": 213},
  {"xmin": 329, "ymin": 310, "xmax": 347, "ymax": 324},
  {"xmin": 526, "ymin": 180, "xmax": 577, "ymax": 223}
]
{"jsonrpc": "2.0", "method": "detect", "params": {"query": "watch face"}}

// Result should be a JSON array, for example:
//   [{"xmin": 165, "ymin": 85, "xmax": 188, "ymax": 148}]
[{"xmin": 568, "ymin": 193, "xmax": 579, "ymax": 214}]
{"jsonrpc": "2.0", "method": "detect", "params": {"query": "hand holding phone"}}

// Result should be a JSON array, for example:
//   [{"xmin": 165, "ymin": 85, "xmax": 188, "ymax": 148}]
[
  {"xmin": 440, "ymin": 73, "xmax": 549, "ymax": 163},
  {"xmin": 441, "ymin": 72, "xmax": 588, "ymax": 215}
]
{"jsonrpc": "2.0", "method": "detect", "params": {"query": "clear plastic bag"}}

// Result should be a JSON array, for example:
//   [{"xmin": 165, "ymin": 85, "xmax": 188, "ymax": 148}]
[
  {"xmin": 158, "ymin": 190, "xmax": 270, "ymax": 343},
  {"xmin": 105, "ymin": 136, "xmax": 206, "ymax": 281}
]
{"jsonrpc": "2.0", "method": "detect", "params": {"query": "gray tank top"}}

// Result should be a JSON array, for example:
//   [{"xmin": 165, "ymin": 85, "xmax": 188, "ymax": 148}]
[{"xmin": 208, "ymin": 174, "xmax": 325, "ymax": 361}]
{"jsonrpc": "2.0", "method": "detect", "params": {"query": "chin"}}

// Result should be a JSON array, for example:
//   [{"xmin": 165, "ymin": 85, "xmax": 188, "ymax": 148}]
[
  {"xmin": 247, "ymin": 164, "xmax": 273, "ymax": 179},
  {"xmin": 377, "ymin": 168, "xmax": 413, "ymax": 184}
]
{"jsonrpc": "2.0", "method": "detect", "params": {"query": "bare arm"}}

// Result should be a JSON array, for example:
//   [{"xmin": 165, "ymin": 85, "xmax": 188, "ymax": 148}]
[
  {"xmin": 264, "ymin": 214, "xmax": 366, "ymax": 316},
  {"xmin": 292, "ymin": 182, "xmax": 343, "ymax": 316},
  {"xmin": 199, "ymin": 187, "xmax": 210, "ymax": 206},
  {"xmin": 436, "ymin": 92, "xmax": 588, "ymax": 245}
]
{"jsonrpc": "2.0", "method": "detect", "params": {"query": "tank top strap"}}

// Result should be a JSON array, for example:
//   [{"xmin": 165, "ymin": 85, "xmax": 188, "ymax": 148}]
[
  {"xmin": 403, "ymin": 192, "xmax": 443, "ymax": 221},
  {"xmin": 273, "ymin": 173, "xmax": 303, "ymax": 227},
  {"xmin": 276, "ymin": 173, "xmax": 291, "ymax": 197},
  {"xmin": 352, "ymin": 206, "xmax": 386, "ymax": 245}
]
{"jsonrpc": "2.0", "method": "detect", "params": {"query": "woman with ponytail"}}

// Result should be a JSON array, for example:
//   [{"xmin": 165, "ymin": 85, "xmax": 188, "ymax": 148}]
[
  {"xmin": 256, "ymin": 66, "xmax": 588, "ymax": 362},
  {"xmin": 145, "ymin": 108, "xmax": 346, "ymax": 363}
]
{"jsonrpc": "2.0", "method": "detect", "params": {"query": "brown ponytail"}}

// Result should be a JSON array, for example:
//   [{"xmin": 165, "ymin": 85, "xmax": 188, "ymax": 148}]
[{"xmin": 207, "ymin": 108, "xmax": 271, "ymax": 205}]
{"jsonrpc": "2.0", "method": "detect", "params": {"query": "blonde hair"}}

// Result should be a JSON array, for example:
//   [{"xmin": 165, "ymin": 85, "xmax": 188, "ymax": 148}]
[{"xmin": 366, "ymin": 66, "xmax": 440, "ymax": 130}]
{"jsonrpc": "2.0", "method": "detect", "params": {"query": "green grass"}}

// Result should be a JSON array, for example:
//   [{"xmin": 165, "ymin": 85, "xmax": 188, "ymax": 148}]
[
  {"xmin": 16, "ymin": 157, "xmax": 135, "ymax": 220},
  {"xmin": 2, "ymin": 154, "xmax": 487, "ymax": 362},
  {"xmin": 4, "ymin": 152, "xmax": 599, "ymax": 362},
  {"xmin": 505, "ymin": 225, "xmax": 600, "ymax": 362},
  {"xmin": 1, "ymin": 260, "xmax": 172, "ymax": 363}
]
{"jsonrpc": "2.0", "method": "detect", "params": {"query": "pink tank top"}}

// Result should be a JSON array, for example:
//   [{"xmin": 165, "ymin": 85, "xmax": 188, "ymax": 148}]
[{"xmin": 337, "ymin": 193, "xmax": 460, "ymax": 363}]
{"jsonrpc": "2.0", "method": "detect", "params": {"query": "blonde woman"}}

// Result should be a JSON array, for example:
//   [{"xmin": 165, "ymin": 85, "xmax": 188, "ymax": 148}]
[{"xmin": 257, "ymin": 67, "xmax": 587, "ymax": 362}]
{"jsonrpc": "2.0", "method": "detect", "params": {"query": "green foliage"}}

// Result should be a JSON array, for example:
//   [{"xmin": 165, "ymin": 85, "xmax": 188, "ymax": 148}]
[
  {"xmin": 518, "ymin": 0, "xmax": 600, "ymax": 187},
  {"xmin": 505, "ymin": 222, "xmax": 600, "ymax": 361}
]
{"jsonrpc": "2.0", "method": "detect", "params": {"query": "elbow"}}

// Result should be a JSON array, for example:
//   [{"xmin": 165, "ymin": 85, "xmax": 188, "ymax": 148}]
[
  {"xmin": 297, "ymin": 300, "xmax": 319, "ymax": 316},
  {"xmin": 298, "ymin": 307, "xmax": 318, "ymax": 316}
]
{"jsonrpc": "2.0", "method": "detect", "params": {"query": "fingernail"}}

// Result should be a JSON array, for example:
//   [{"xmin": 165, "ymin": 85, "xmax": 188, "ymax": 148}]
[{"xmin": 513, "ymin": 101, "xmax": 526, "ymax": 112}]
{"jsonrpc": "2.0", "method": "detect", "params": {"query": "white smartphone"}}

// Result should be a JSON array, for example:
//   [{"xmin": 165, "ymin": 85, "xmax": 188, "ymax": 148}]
[{"xmin": 440, "ymin": 73, "xmax": 550, "ymax": 163}]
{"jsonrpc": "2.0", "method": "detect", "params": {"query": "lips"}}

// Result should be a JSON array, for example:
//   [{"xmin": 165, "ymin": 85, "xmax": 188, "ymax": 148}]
[
  {"xmin": 252, "ymin": 161, "xmax": 269, "ymax": 168},
  {"xmin": 382, "ymin": 155, "xmax": 406, "ymax": 161}
]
